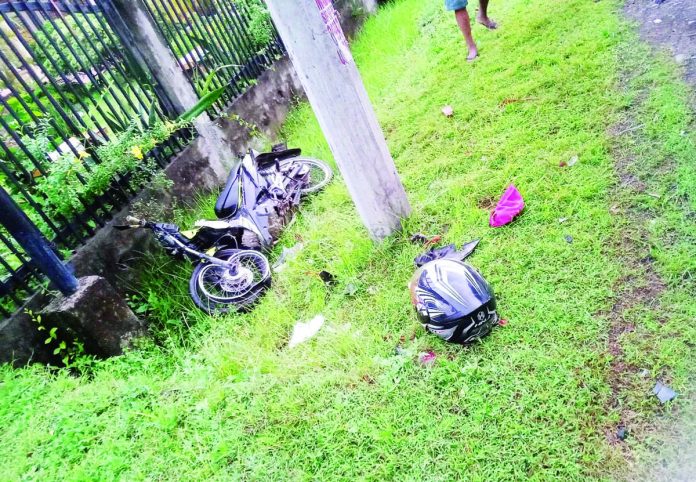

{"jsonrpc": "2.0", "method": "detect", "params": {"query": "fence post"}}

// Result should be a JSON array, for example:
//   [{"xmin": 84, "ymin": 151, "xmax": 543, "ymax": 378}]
[
  {"xmin": 265, "ymin": 0, "xmax": 410, "ymax": 239},
  {"xmin": 0, "ymin": 187, "xmax": 77, "ymax": 296},
  {"xmin": 102, "ymin": 0, "xmax": 236, "ymax": 179}
]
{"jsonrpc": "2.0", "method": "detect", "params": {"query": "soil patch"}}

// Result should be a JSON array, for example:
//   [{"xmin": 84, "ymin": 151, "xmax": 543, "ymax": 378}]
[{"xmin": 624, "ymin": 0, "xmax": 696, "ymax": 88}]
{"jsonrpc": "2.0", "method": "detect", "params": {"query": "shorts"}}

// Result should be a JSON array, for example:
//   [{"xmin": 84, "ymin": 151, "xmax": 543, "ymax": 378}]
[{"xmin": 445, "ymin": 0, "xmax": 468, "ymax": 11}]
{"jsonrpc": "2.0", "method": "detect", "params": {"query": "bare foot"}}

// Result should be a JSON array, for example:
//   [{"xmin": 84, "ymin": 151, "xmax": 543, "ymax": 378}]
[
  {"xmin": 467, "ymin": 46, "xmax": 478, "ymax": 61},
  {"xmin": 476, "ymin": 14, "xmax": 498, "ymax": 29}
]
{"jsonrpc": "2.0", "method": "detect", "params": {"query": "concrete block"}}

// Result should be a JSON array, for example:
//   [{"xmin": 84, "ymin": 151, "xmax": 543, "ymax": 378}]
[{"xmin": 41, "ymin": 276, "xmax": 144, "ymax": 357}]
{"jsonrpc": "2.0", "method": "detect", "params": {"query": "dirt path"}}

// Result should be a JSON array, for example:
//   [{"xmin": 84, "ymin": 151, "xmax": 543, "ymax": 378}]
[
  {"xmin": 621, "ymin": 2, "xmax": 695, "ymax": 480},
  {"xmin": 624, "ymin": 0, "xmax": 696, "ymax": 87}
]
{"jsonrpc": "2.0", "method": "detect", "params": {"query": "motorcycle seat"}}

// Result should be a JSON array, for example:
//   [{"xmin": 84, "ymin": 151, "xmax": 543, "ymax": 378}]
[
  {"xmin": 215, "ymin": 164, "xmax": 242, "ymax": 219},
  {"xmin": 255, "ymin": 148, "xmax": 301, "ymax": 170}
]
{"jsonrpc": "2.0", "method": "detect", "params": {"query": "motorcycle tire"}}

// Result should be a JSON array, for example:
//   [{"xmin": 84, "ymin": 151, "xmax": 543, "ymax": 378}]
[
  {"xmin": 189, "ymin": 249, "xmax": 271, "ymax": 314},
  {"xmin": 261, "ymin": 157, "xmax": 333, "ymax": 194}
]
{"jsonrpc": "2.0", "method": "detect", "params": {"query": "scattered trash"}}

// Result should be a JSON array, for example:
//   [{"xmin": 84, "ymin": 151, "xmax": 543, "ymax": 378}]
[
  {"xmin": 675, "ymin": 54, "xmax": 687, "ymax": 65},
  {"xmin": 414, "ymin": 239, "xmax": 480, "ymax": 267},
  {"xmin": 410, "ymin": 233, "xmax": 429, "ymax": 244},
  {"xmin": 564, "ymin": 234, "xmax": 574, "ymax": 244},
  {"xmin": 567, "ymin": 155, "xmax": 579, "ymax": 167},
  {"xmin": 411, "ymin": 233, "xmax": 443, "ymax": 246},
  {"xmin": 288, "ymin": 314, "xmax": 325, "ymax": 348},
  {"xmin": 441, "ymin": 105, "xmax": 454, "ymax": 117},
  {"xmin": 418, "ymin": 351, "xmax": 437, "ymax": 367},
  {"xmin": 646, "ymin": 192, "xmax": 661, "ymax": 199},
  {"xmin": 498, "ymin": 318, "xmax": 508, "ymax": 326},
  {"xmin": 559, "ymin": 160, "xmax": 568, "ymax": 168},
  {"xmin": 367, "ymin": 285, "xmax": 379, "ymax": 295},
  {"xmin": 653, "ymin": 18, "xmax": 662, "ymax": 24},
  {"xmin": 652, "ymin": 381, "xmax": 677, "ymax": 404},
  {"xmin": 273, "ymin": 242, "xmax": 304, "ymax": 272},
  {"xmin": 616, "ymin": 426, "xmax": 628, "ymax": 441},
  {"xmin": 638, "ymin": 368, "xmax": 650, "ymax": 378},
  {"xmin": 558, "ymin": 217, "xmax": 568, "ymax": 224},
  {"xmin": 395, "ymin": 345, "xmax": 407, "ymax": 356},
  {"xmin": 425, "ymin": 235, "xmax": 442, "ymax": 247},
  {"xmin": 344, "ymin": 283, "xmax": 358, "ymax": 296},
  {"xmin": 319, "ymin": 270, "xmax": 337, "ymax": 286},
  {"xmin": 490, "ymin": 184, "xmax": 525, "ymax": 228}
]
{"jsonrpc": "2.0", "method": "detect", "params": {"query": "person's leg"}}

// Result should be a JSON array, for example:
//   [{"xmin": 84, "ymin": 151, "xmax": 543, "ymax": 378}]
[
  {"xmin": 477, "ymin": 0, "xmax": 497, "ymax": 29},
  {"xmin": 454, "ymin": 8, "xmax": 478, "ymax": 61}
]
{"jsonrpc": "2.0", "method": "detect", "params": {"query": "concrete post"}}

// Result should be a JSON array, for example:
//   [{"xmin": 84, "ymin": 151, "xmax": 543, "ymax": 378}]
[
  {"xmin": 103, "ymin": 0, "xmax": 235, "ymax": 180},
  {"xmin": 265, "ymin": 0, "xmax": 410, "ymax": 239}
]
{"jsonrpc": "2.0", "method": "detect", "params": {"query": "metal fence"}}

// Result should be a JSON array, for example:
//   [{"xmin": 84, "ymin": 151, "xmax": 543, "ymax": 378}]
[
  {"xmin": 143, "ymin": 0, "xmax": 284, "ymax": 115},
  {"xmin": 0, "ymin": 0, "xmax": 283, "ymax": 316}
]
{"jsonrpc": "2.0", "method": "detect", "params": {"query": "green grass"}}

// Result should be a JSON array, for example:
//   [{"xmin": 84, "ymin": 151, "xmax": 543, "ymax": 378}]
[{"xmin": 1, "ymin": 0, "xmax": 695, "ymax": 479}]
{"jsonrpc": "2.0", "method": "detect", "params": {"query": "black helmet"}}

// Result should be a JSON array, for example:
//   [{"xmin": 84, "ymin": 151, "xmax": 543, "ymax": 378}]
[{"xmin": 409, "ymin": 259, "xmax": 498, "ymax": 344}]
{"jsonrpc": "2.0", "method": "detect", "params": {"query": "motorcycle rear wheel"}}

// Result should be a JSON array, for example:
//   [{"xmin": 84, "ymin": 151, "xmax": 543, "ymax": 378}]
[{"xmin": 189, "ymin": 249, "xmax": 271, "ymax": 314}]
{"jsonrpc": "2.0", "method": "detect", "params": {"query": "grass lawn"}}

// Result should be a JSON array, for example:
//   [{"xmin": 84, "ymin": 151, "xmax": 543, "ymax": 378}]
[{"xmin": 1, "ymin": 0, "xmax": 695, "ymax": 479}]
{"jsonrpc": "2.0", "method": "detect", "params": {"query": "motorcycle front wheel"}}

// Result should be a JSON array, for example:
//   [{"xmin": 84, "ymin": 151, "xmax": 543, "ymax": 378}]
[
  {"xmin": 291, "ymin": 158, "xmax": 333, "ymax": 194},
  {"xmin": 260, "ymin": 157, "xmax": 333, "ymax": 194},
  {"xmin": 189, "ymin": 249, "xmax": 271, "ymax": 314}
]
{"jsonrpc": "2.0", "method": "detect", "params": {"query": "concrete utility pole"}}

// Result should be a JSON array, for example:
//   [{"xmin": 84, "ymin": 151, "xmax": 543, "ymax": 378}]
[
  {"xmin": 104, "ymin": 0, "xmax": 235, "ymax": 180},
  {"xmin": 265, "ymin": 0, "xmax": 410, "ymax": 240}
]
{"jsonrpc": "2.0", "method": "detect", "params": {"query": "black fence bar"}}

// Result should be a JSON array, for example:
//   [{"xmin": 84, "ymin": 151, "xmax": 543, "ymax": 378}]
[{"xmin": 0, "ymin": 0, "xmax": 283, "ymax": 317}]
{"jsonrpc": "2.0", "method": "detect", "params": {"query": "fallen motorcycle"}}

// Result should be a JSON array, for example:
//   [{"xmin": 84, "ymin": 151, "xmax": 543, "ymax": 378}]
[{"xmin": 116, "ymin": 145, "xmax": 332, "ymax": 314}]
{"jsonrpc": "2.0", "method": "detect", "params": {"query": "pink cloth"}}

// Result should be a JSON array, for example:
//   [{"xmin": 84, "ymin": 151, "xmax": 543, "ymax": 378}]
[{"xmin": 490, "ymin": 185, "xmax": 524, "ymax": 227}]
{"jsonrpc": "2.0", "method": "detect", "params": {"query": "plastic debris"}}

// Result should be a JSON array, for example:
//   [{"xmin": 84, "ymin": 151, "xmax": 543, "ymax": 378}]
[
  {"xmin": 410, "ymin": 233, "xmax": 442, "ymax": 246},
  {"xmin": 319, "ymin": 270, "xmax": 337, "ymax": 286},
  {"xmin": 344, "ymin": 283, "xmax": 358, "ymax": 296},
  {"xmin": 288, "ymin": 315, "xmax": 325, "ymax": 348},
  {"xmin": 414, "ymin": 239, "xmax": 480, "ymax": 267},
  {"xmin": 441, "ymin": 105, "xmax": 454, "ymax": 117},
  {"xmin": 418, "ymin": 351, "xmax": 437, "ymax": 367},
  {"xmin": 410, "ymin": 233, "xmax": 429, "ymax": 244},
  {"xmin": 490, "ymin": 185, "xmax": 525, "ymax": 227},
  {"xmin": 617, "ymin": 426, "xmax": 628, "ymax": 441},
  {"xmin": 564, "ymin": 235, "xmax": 574, "ymax": 244},
  {"xmin": 652, "ymin": 381, "xmax": 677, "ymax": 404},
  {"xmin": 498, "ymin": 318, "xmax": 508, "ymax": 326},
  {"xmin": 653, "ymin": 18, "xmax": 662, "ymax": 24},
  {"xmin": 273, "ymin": 242, "xmax": 304, "ymax": 272},
  {"xmin": 638, "ymin": 368, "xmax": 650, "ymax": 378},
  {"xmin": 559, "ymin": 217, "xmax": 568, "ymax": 224},
  {"xmin": 567, "ymin": 155, "xmax": 579, "ymax": 167}
]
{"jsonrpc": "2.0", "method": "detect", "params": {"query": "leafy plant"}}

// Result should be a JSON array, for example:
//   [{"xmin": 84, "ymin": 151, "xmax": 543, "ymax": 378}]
[
  {"xmin": 234, "ymin": 0, "xmax": 274, "ymax": 52},
  {"xmin": 27, "ymin": 309, "xmax": 89, "ymax": 368},
  {"xmin": 30, "ymin": 15, "xmax": 115, "ymax": 77}
]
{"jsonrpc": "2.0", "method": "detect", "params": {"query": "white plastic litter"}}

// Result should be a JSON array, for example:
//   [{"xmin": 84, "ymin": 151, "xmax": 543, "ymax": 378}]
[
  {"xmin": 288, "ymin": 315, "xmax": 325, "ymax": 348},
  {"xmin": 273, "ymin": 242, "xmax": 304, "ymax": 272}
]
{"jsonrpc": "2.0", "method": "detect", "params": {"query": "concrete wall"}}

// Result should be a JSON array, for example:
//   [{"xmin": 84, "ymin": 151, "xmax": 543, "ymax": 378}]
[{"xmin": 0, "ymin": 2, "xmax": 372, "ymax": 366}]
